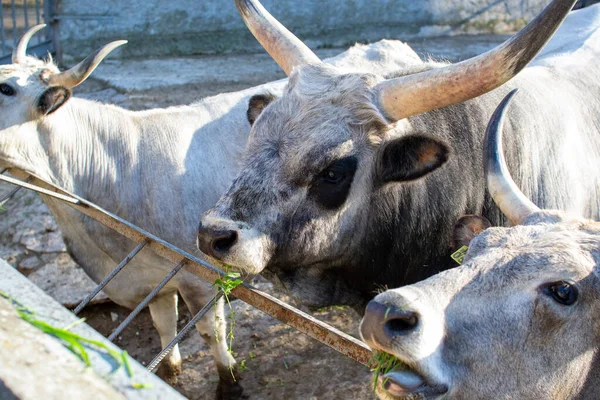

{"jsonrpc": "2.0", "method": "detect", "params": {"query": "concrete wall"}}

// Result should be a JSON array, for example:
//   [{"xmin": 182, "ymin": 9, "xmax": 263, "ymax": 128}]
[{"xmin": 54, "ymin": 0, "xmax": 550, "ymax": 63}]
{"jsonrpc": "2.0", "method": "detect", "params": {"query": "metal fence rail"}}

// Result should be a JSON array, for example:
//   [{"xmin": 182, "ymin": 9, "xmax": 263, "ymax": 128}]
[
  {"xmin": 0, "ymin": 168, "xmax": 373, "ymax": 372},
  {"xmin": 0, "ymin": 0, "xmax": 52, "ymax": 64}
]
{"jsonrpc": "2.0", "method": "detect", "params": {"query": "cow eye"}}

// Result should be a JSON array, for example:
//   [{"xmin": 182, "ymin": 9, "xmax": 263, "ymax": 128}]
[
  {"xmin": 321, "ymin": 168, "xmax": 344, "ymax": 184},
  {"xmin": 309, "ymin": 156, "xmax": 358, "ymax": 209},
  {"xmin": 319, "ymin": 158, "xmax": 357, "ymax": 185},
  {"xmin": 543, "ymin": 281, "xmax": 578, "ymax": 306},
  {"xmin": 0, "ymin": 83, "xmax": 15, "ymax": 96}
]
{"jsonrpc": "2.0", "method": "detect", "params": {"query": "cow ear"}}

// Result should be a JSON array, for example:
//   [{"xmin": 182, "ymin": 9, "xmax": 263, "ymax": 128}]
[
  {"xmin": 38, "ymin": 87, "xmax": 71, "ymax": 115},
  {"xmin": 247, "ymin": 93, "xmax": 276, "ymax": 126},
  {"xmin": 377, "ymin": 135, "xmax": 449, "ymax": 184},
  {"xmin": 451, "ymin": 215, "xmax": 491, "ymax": 250}
]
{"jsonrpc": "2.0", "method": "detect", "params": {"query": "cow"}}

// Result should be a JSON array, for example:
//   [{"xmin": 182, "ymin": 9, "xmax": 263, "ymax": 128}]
[
  {"xmin": 197, "ymin": 0, "xmax": 600, "ymax": 313},
  {"xmin": 359, "ymin": 90, "xmax": 600, "ymax": 399},
  {"xmin": 0, "ymin": 25, "xmax": 429, "ymax": 398}
]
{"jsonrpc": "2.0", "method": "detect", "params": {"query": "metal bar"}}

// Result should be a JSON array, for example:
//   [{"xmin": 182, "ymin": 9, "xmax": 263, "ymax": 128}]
[
  {"xmin": 0, "ymin": 173, "xmax": 80, "ymax": 204},
  {"xmin": 23, "ymin": 0, "xmax": 29, "ymax": 31},
  {"xmin": 108, "ymin": 259, "xmax": 187, "ymax": 342},
  {"xmin": 6, "ymin": 170, "xmax": 372, "ymax": 366},
  {"xmin": 11, "ymin": 0, "xmax": 16, "ymax": 48},
  {"xmin": 73, "ymin": 239, "xmax": 150, "ymax": 315},
  {"xmin": 0, "ymin": 3, "xmax": 6, "ymax": 57},
  {"xmin": 147, "ymin": 291, "xmax": 223, "ymax": 372},
  {"xmin": 35, "ymin": 0, "xmax": 40, "ymax": 26},
  {"xmin": 44, "ymin": 0, "xmax": 59, "ymax": 64},
  {"xmin": 0, "ymin": 176, "xmax": 32, "ymax": 208}
]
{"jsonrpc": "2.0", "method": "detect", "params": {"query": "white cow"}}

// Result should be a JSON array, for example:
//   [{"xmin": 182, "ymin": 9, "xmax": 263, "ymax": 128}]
[
  {"xmin": 360, "ymin": 91, "xmax": 600, "ymax": 399},
  {"xmin": 0, "ymin": 25, "xmax": 425, "ymax": 398}
]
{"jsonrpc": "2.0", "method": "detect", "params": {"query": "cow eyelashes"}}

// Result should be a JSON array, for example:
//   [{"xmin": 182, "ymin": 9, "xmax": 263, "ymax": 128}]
[
  {"xmin": 542, "ymin": 281, "xmax": 578, "ymax": 306},
  {"xmin": 318, "ymin": 157, "xmax": 358, "ymax": 184},
  {"xmin": 320, "ymin": 167, "xmax": 345, "ymax": 184},
  {"xmin": 0, "ymin": 83, "xmax": 15, "ymax": 96},
  {"xmin": 309, "ymin": 156, "xmax": 358, "ymax": 210}
]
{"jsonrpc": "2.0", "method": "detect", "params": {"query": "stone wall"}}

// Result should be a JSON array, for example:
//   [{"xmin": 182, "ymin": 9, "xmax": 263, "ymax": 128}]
[{"xmin": 54, "ymin": 0, "xmax": 550, "ymax": 63}]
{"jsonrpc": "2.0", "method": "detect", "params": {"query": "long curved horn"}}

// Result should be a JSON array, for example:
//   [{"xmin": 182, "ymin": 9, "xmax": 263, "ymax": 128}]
[
  {"xmin": 235, "ymin": 0, "xmax": 321, "ymax": 75},
  {"xmin": 376, "ymin": 0, "xmax": 576, "ymax": 121},
  {"xmin": 485, "ymin": 89, "xmax": 540, "ymax": 225},
  {"xmin": 47, "ymin": 41, "xmax": 127, "ymax": 88},
  {"xmin": 12, "ymin": 24, "xmax": 46, "ymax": 64}
]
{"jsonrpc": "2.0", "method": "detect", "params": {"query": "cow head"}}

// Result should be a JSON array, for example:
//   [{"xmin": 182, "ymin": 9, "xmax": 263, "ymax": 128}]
[
  {"xmin": 0, "ymin": 25, "xmax": 125, "ymax": 169},
  {"xmin": 197, "ymin": 0, "xmax": 576, "ymax": 307},
  {"xmin": 360, "ymin": 90, "xmax": 600, "ymax": 399}
]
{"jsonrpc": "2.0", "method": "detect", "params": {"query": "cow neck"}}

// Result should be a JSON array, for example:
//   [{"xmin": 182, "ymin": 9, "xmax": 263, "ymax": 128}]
[
  {"xmin": 354, "ymin": 102, "xmax": 493, "ymax": 295},
  {"xmin": 36, "ymin": 97, "xmax": 141, "ymax": 210}
]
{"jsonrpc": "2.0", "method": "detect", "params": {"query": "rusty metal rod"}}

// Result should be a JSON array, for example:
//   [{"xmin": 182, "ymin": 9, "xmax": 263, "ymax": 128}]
[
  {"xmin": 0, "ymin": 175, "xmax": 32, "ymax": 208},
  {"xmin": 147, "ymin": 291, "xmax": 223, "ymax": 373},
  {"xmin": 108, "ymin": 259, "xmax": 187, "ymax": 342},
  {"xmin": 6, "ymin": 170, "xmax": 373, "ymax": 365},
  {"xmin": 0, "ymin": 5, "xmax": 6, "ymax": 57},
  {"xmin": 0, "ymin": 173, "xmax": 80, "ymax": 204},
  {"xmin": 73, "ymin": 239, "xmax": 150, "ymax": 315}
]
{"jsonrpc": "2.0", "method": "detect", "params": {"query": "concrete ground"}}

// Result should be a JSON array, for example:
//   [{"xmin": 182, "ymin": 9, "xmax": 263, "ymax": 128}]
[{"xmin": 0, "ymin": 35, "xmax": 508, "ymax": 399}]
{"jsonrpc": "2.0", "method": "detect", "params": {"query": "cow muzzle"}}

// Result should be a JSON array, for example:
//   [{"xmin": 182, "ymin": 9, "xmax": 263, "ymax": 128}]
[
  {"xmin": 197, "ymin": 216, "xmax": 271, "ymax": 275},
  {"xmin": 360, "ymin": 290, "xmax": 449, "ymax": 399},
  {"xmin": 361, "ymin": 300, "xmax": 420, "ymax": 346}
]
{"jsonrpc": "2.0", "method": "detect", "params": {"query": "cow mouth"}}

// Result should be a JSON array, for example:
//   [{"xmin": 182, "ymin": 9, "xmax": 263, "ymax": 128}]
[{"xmin": 372, "ymin": 351, "xmax": 448, "ymax": 399}]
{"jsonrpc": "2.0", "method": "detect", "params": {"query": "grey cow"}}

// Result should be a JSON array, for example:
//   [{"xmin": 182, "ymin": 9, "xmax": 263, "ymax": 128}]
[
  {"xmin": 0, "ymin": 25, "xmax": 424, "ymax": 398},
  {"xmin": 360, "ymin": 90, "xmax": 600, "ymax": 399},
  {"xmin": 198, "ymin": 0, "xmax": 600, "ymax": 311}
]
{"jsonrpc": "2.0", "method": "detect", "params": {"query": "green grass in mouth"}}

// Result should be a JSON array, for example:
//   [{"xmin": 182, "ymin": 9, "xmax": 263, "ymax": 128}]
[{"xmin": 368, "ymin": 350, "xmax": 407, "ymax": 392}]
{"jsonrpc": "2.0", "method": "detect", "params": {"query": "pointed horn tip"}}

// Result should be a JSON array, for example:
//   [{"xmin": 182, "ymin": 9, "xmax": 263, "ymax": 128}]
[
  {"xmin": 99, "ymin": 40, "xmax": 128, "ymax": 52},
  {"xmin": 26, "ymin": 23, "xmax": 47, "ymax": 33},
  {"xmin": 485, "ymin": 88, "xmax": 541, "ymax": 225},
  {"xmin": 46, "ymin": 40, "xmax": 127, "ymax": 88},
  {"xmin": 12, "ymin": 24, "xmax": 49, "ymax": 63},
  {"xmin": 485, "ymin": 88, "xmax": 520, "ymax": 173}
]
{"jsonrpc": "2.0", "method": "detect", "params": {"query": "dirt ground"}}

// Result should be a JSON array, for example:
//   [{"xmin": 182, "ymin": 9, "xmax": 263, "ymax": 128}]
[{"xmin": 0, "ymin": 63, "xmax": 374, "ymax": 399}]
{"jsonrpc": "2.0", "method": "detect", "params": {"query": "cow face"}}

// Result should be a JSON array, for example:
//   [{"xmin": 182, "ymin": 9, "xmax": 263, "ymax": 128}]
[
  {"xmin": 198, "ymin": 64, "xmax": 449, "ymax": 306},
  {"xmin": 361, "ymin": 211, "xmax": 600, "ymax": 399},
  {"xmin": 0, "ymin": 60, "xmax": 70, "ymax": 131},
  {"xmin": 0, "ymin": 25, "xmax": 124, "ymax": 171},
  {"xmin": 199, "ymin": 0, "xmax": 574, "ymax": 307},
  {"xmin": 359, "ymin": 89, "xmax": 600, "ymax": 399}
]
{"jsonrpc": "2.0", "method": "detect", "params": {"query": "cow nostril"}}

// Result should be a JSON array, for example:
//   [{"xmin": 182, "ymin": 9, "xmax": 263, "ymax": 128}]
[
  {"xmin": 385, "ymin": 313, "xmax": 418, "ymax": 334},
  {"xmin": 197, "ymin": 225, "xmax": 238, "ymax": 260},
  {"xmin": 212, "ymin": 230, "xmax": 238, "ymax": 253}
]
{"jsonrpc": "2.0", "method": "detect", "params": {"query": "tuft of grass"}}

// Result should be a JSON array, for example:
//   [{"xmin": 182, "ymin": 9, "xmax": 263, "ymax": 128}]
[
  {"xmin": 238, "ymin": 359, "xmax": 248, "ymax": 372},
  {"xmin": 131, "ymin": 382, "xmax": 153, "ymax": 389},
  {"xmin": 213, "ymin": 268, "xmax": 244, "ymax": 380},
  {"xmin": 368, "ymin": 350, "xmax": 405, "ymax": 392}
]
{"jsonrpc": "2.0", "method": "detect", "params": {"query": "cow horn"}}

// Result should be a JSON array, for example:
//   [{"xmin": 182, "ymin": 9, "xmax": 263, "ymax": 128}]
[
  {"xmin": 485, "ymin": 89, "xmax": 540, "ymax": 225},
  {"xmin": 12, "ymin": 24, "xmax": 46, "ymax": 64},
  {"xmin": 48, "ymin": 40, "xmax": 127, "ymax": 88},
  {"xmin": 375, "ymin": 0, "xmax": 576, "ymax": 121},
  {"xmin": 235, "ymin": 0, "xmax": 321, "ymax": 75}
]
